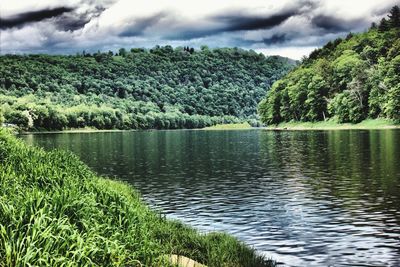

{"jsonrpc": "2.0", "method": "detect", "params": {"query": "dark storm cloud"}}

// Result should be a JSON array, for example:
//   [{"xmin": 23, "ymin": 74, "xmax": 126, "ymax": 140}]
[
  {"xmin": 0, "ymin": 7, "xmax": 73, "ymax": 29},
  {"xmin": 217, "ymin": 11, "xmax": 298, "ymax": 31},
  {"xmin": 311, "ymin": 15, "xmax": 365, "ymax": 32},
  {"xmin": 55, "ymin": 5, "xmax": 107, "ymax": 31},
  {"xmin": 161, "ymin": 0, "xmax": 316, "ymax": 40},
  {"xmin": 162, "ymin": 9, "xmax": 302, "ymax": 40}
]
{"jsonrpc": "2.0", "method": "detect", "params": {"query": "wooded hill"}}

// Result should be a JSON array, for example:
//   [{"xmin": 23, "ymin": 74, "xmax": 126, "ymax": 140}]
[
  {"xmin": 259, "ymin": 6, "xmax": 400, "ymax": 124},
  {"xmin": 0, "ymin": 47, "xmax": 294, "ymax": 130}
]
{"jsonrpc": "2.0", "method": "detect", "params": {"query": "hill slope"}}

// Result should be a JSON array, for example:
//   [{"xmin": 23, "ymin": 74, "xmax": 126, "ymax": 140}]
[
  {"xmin": 0, "ymin": 47, "xmax": 294, "ymax": 130},
  {"xmin": 259, "ymin": 6, "xmax": 400, "ymax": 125}
]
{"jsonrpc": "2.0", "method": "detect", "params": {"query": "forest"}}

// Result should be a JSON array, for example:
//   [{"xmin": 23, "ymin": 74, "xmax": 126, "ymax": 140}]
[
  {"xmin": 0, "ymin": 47, "xmax": 294, "ymax": 130},
  {"xmin": 258, "ymin": 6, "xmax": 400, "ymax": 124}
]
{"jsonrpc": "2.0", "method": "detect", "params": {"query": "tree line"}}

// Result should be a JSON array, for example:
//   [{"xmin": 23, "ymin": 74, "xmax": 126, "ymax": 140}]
[{"xmin": 0, "ymin": 47, "xmax": 294, "ymax": 130}]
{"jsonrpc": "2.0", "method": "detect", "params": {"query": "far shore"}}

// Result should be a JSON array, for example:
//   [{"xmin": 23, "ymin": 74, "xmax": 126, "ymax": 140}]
[
  {"xmin": 19, "ymin": 128, "xmax": 134, "ymax": 135},
  {"xmin": 202, "ymin": 122, "xmax": 253, "ymax": 130},
  {"xmin": 264, "ymin": 119, "xmax": 400, "ymax": 131},
  {"xmin": 14, "ymin": 119, "xmax": 400, "ymax": 134}
]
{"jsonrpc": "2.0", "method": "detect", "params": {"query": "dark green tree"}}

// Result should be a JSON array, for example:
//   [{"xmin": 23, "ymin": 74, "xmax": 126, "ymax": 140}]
[
  {"xmin": 388, "ymin": 5, "xmax": 400, "ymax": 28},
  {"xmin": 118, "ymin": 48, "xmax": 127, "ymax": 57},
  {"xmin": 379, "ymin": 18, "xmax": 390, "ymax": 31}
]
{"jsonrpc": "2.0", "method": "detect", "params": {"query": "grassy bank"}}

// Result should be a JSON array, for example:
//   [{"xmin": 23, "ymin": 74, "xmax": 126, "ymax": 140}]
[
  {"xmin": 0, "ymin": 129, "xmax": 273, "ymax": 267},
  {"xmin": 203, "ymin": 123, "xmax": 253, "ymax": 130},
  {"xmin": 265, "ymin": 119, "xmax": 400, "ymax": 130}
]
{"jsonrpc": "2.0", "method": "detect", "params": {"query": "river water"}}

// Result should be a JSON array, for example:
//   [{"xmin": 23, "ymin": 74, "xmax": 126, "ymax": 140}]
[{"xmin": 20, "ymin": 129, "xmax": 400, "ymax": 266}]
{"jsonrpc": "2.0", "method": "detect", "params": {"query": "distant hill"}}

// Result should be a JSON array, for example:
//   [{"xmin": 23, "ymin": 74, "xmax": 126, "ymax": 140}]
[
  {"xmin": 259, "ymin": 6, "xmax": 400, "ymax": 124},
  {"xmin": 0, "ymin": 47, "xmax": 294, "ymax": 130}
]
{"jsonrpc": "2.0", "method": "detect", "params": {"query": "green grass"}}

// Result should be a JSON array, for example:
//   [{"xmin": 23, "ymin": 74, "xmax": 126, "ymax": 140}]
[
  {"xmin": 203, "ymin": 123, "xmax": 252, "ymax": 130},
  {"xmin": 0, "ymin": 129, "xmax": 273, "ymax": 267},
  {"xmin": 265, "ymin": 118, "xmax": 400, "ymax": 130}
]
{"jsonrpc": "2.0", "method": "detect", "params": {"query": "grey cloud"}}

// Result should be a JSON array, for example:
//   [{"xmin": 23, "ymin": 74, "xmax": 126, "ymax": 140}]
[
  {"xmin": 1, "ymin": 1, "xmax": 114, "ymax": 31},
  {"xmin": 371, "ymin": 3, "xmax": 398, "ymax": 16},
  {"xmin": 161, "ymin": 11, "xmax": 300, "ymax": 40},
  {"xmin": 1, "ymin": 0, "xmax": 398, "ymax": 59},
  {"xmin": 55, "ymin": 5, "xmax": 107, "ymax": 31},
  {"xmin": 0, "ymin": 7, "xmax": 74, "ymax": 29},
  {"xmin": 217, "ymin": 11, "xmax": 297, "ymax": 32},
  {"xmin": 311, "ymin": 15, "xmax": 366, "ymax": 32},
  {"xmin": 163, "ymin": 28, "xmax": 222, "ymax": 40},
  {"xmin": 119, "ymin": 0, "xmax": 317, "ymax": 41},
  {"xmin": 263, "ymin": 33, "xmax": 288, "ymax": 45},
  {"xmin": 119, "ymin": 12, "xmax": 169, "ymax": 37},
  {"xmin": 259, "ymin": 31, "xmax": 337, "ymax": 48},
  {"xmin": 216, "ymin": 0, "xmax": 316, "ymax": 32}
]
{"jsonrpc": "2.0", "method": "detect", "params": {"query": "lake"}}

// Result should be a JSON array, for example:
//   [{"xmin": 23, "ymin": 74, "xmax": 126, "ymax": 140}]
[{"xmin": 20, "ymin": 129, "xmax": 400, "ymax": 267}]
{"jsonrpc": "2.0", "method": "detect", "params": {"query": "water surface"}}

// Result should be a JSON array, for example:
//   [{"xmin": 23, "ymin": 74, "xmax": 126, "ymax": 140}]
[{"xmin": 21, "ymin": 129, "xmax": 400, "ymax": 266}]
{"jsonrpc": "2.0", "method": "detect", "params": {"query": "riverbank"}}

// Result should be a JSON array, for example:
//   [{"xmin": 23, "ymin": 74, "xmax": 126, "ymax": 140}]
[
  {"xmin": 20, "ymin": 127, "xmax": 133, "ymax": 135},
  {"xmin": 16, "ymin": 119, "xmax": 399, "ymax": 135},
  {"xmin": 20, "ymin": 123, "xmax": 254, "ymax": 134},
  {"xmin": 0, "ymin": 129, "xmax": 273, "ymax": 267},
  {"xmin": 264, "ymin": 119, "xmax": 400, "ymax": 130},
  {"xmin": 203, "ymin": 122, "xmax": 253, "ymax": 130}
]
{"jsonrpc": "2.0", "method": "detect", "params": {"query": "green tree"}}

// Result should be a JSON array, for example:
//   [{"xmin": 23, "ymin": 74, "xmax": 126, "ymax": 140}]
[
  {"xmin": 0, "ymin": 108, "xmax": 4, "ymax": 125},
  {"xmin": 6, "ymin": 111, "xmax": 31, "ymax": 129},
  {"xmin": 388, "ymin": 5, "xmax": 400, "ymax": 28},
  {"xmin": 328, "ymin": 91, "xmax": 364, "ymax": 123},
  {"xmin": 0, "ymin": 46, "xmax": 295, "ymax": 130},
  {"xmin": 305, "ymin": 75, "xmax": 328, "ymax": 121},
  {"xmin": 385, "ymin": 84, "xmax": 400, "ymax": 121},
  {"xmin": 118, "ymin": 48, "xmax": 127, "ymax": 57},
  {"xmin": 383, "ymin": 55, "xmax": 400, "ymax": 121},
  {"xmin": 379, "ymin": 18, "xmax": 390, "ymax": 31},
  {"xmin": 258, "ymin": 6, "xmax": 400, "ymax": 125}
]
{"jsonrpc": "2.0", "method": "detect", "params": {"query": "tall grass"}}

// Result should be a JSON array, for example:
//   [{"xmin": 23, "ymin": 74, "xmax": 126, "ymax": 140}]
[{"xmin": 0, "ymin": 129, "xmax": 274, "ymax": 267}]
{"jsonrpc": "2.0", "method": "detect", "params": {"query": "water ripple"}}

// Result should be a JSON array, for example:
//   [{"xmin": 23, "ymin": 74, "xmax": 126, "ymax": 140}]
[{"xmin": 20, "ymin": 129, "xmax": 400, "ymax": 267}]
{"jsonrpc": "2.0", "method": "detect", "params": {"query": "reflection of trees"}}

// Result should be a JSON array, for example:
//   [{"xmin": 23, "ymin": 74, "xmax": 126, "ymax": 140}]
[
  {"xmin": 23, "ymin": 130, "xmax": 400, "ymax": 221},
  {"xmin": 259, "ymin": 130, "xmax": 400, "ymax": 214}
]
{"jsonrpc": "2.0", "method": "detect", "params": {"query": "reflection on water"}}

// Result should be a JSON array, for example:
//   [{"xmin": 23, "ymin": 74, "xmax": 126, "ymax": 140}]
[{"xmin": 21, "ymin": 129, "xmax": 400, "ymax": 267}]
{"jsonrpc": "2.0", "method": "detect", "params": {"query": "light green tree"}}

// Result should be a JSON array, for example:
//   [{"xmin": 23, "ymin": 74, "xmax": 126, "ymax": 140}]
[{"xmin": 0, "ymin": 108, "xmax": 4, "ymax": 125}]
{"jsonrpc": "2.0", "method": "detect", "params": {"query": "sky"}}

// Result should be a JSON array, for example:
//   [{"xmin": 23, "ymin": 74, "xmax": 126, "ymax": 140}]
[{"xmin": 0, "ymin": 0, "xmax": 398, "ymax": 59}]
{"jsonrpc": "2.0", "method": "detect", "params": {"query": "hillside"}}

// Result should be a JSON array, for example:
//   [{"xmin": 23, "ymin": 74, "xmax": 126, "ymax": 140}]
[
  {"xmin": 0, "ymin": 47, "xmax": 294, "ymax": 130},
  {"xmin": 258, "ymin": 6, "xmax": 400, "ymax": 125}
]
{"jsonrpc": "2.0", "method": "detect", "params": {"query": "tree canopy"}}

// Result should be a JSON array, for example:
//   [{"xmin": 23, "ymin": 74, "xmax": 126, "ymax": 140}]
[
  {"xmin": 0, "ymin": 47, "xmax": 294, "ymax": 130},
  {"xmin": 259, "ymin": 6, "xmax": 400, "ymax": 124}
]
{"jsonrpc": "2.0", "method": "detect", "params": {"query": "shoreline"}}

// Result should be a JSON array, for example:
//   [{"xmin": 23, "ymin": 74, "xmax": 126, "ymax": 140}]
[
  {"xmin": 14, "ymin": 119, "xmax": 400, "ymax": 135},
  {"xmin": 19, "ymin": 128, "xmax": 135, "ymax": 135},
  {"xmin": 263, "ymin": 119, "xmax": 400, "ymax": 131},
  {"xmin": 202, "ymin": 122, "xmax": 253, "ymax": 130}
]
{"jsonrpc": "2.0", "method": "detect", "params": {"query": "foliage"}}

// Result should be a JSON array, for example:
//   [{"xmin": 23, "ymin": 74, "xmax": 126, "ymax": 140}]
[
  {"xmin": 259, "ymin": 6, "xmax": 400, "ymax": 124},
  {"xmin": 0, "ymin": 47, "xmax": 294, "ymax": 130},
  {"xmin": 0, "ymin": 129, "xmax": 274, "ymax": 266},
  {"xmin": 0, "ymin": 108, "xmax": 4, "ymax": 125}
]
